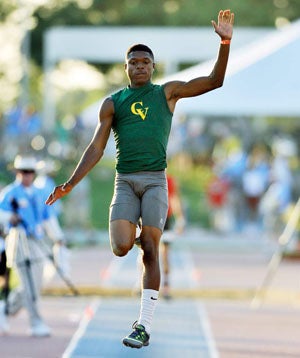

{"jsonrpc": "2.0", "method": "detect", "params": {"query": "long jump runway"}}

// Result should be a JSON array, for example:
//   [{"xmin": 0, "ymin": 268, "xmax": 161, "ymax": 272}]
[
  {"xmin": 63, "ymin": 298, "xmax": 218, "ymax": 357},
  {"xmin": 63, "ymin": 247, "xmax": 219, "ymax": 357}
]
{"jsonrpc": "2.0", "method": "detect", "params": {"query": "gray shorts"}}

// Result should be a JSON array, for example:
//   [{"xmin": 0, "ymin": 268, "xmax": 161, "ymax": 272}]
[{"xmin": 109, "ymin": 171, "xmax": 168, "ymax": 231}]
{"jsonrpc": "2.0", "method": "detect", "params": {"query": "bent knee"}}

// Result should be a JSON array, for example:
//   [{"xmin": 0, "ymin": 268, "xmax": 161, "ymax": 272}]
[
  {"xmin": 111, "ymin": 240, "xmax": 132, "ymax": 257},
  {"xmin": 109, "ymin": 220, "xmax": 136, "ymax": 256}
]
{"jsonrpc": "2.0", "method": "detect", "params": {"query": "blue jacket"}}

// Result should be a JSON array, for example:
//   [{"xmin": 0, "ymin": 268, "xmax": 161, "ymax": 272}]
[{"xmin": 0, "ymin": 180, "xmax": 52, "ymax": 239}]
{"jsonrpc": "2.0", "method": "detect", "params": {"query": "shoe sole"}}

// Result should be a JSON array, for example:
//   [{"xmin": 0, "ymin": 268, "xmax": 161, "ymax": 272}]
[{"xmin": 122, "ymin": 338, "xmax": 149, "ymax": 348}]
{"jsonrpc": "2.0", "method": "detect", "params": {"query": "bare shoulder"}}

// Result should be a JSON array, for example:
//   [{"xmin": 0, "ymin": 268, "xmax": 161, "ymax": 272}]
[
  {"xmin": 100, "ymin": 96, "xmax": 114, "ymax": 113},
  {"xmin": 99, "ymin": 96, "xmax": 114, "ymax": 121}
]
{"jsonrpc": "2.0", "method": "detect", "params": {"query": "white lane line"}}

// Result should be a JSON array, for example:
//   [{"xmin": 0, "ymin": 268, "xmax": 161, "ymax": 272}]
[
  {"xmin": 62, "ymin": 299, "xmax": 101, "ymax": 358},
  {"xmin": 179, "ymin": 249, "xmax": 219, "ymax": 357},
  {"xmin": 196, "ymin": 303, "xmax": 219, "ymax": 358}
]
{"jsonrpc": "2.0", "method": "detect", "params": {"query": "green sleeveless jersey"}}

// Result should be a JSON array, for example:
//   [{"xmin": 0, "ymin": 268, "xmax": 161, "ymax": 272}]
[{"xmin": 111, "ymin": 82, "xmax": 173, "ymax": 173}]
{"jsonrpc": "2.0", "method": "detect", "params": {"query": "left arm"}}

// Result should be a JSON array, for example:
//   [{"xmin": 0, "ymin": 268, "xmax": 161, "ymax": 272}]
[{"xmin": 165, "ymin": 9, "xmax": 234, "ymax": 111}]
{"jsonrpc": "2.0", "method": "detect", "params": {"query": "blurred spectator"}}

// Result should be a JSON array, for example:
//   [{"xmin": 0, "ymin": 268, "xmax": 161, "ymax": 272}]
[
  {"xmin": 210, "ymin": 127, "xmax": 247, "ymax": 233},
  {"xmin": 242, "ymin": 143, "xmax": 270, "ymax": 232},
  {"xmin": 0, "ymin": 155, "xmax": 57, "ymax": 336},
  {"xmin": 4, "ymin": 104, "xmax": 41, "ymax": 138},
  {"xmin": 160, "ymin": 174, "xmax": 186, "ymax": 299},
  {"xmin": 3, "ymin": 105, "xmax": 22, "ymax": 138},
  {"xmin": 2, "ymin": 105, "xmax": 42, "ymax": 159},
  {"xmin": 260, "ymin": 137, "xmax": 296, "ymax": 237},
  {"xmin": 34, "ymin": 159, "xmax": 70, "ymax": 280}
]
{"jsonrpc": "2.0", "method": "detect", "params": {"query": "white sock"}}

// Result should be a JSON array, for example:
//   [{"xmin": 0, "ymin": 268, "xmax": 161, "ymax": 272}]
[{"xmin": 138, "ymin": 289, "xmax": 159, "ymax": 334}]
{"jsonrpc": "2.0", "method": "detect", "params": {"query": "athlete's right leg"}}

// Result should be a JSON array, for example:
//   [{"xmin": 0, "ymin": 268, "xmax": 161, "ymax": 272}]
[
  {"xmin": 109, "ymin": 219, "xmax": 136, "ymax": 257},
  {"xmin": 109, "ymin": 173, "xmax": 140, "ymax": 256}
]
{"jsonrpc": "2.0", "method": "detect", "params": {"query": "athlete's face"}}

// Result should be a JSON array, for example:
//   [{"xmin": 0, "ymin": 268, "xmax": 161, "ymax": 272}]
[{"xmin": 125, "ymin": 51, "xmax": 155, "ymax": 87}]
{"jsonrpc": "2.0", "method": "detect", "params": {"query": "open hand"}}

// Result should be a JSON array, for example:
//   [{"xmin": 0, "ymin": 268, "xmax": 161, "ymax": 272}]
[
  {"xmin": 212, "ymin": 9, "xmax": 234, "ymax": 40},
  {"xmin": 45, "ymin": 182, "xmax": 72, "ymax": 205}
]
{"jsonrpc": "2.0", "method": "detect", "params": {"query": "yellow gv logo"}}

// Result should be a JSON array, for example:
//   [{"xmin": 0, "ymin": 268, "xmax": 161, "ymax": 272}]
[{"xmin": 131, "ymin": 102, "xmax": 149, "ymax": 120}]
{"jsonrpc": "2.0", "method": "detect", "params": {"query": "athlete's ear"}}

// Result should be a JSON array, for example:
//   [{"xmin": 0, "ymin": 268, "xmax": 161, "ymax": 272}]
[{"xmin": 124, "ymin": 63, "xmax": 128, "ymax": 70}]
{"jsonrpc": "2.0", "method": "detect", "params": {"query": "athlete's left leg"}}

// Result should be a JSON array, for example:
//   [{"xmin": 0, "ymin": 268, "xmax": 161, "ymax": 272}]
[
  {"xmin": 122, "ymin": 225, "xmax": 161, "ymax": 348},
  {"xmin": 139, "ymin": 225, "xmax": 161, "ymax": 290}
]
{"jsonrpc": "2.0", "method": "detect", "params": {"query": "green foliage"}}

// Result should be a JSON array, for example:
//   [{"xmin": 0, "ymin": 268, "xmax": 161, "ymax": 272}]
[
  {"xmin": 167, "ymin": 158, "xmax": 214, "ymax": 228},
  {"xmin": 89, "ymin": 160, "xmax": 115, "ymax": 229},
  {"xmin": 0, "ymin": 2, "xmax": 17, "ymax": 21},
  {"xmin": 55, "ymin": 158, "xmax": 115, "ymax": 229}
]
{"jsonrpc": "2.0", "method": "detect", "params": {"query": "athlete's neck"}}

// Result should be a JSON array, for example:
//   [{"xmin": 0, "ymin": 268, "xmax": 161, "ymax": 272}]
[{"xmin": 129, "ymin": 80, "xmax": 152, "ymax": 89}]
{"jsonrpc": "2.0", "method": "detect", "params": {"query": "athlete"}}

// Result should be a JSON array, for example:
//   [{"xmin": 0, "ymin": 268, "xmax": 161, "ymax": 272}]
[{"xmin": 46, "ymin": 9, "xmax": 234, "ymax": 349}]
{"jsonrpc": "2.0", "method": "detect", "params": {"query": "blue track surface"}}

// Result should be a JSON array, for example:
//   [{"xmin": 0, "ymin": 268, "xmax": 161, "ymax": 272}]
[{"xmin": 63, "ymin": 298, "xmax": 218, "ymax": 357}]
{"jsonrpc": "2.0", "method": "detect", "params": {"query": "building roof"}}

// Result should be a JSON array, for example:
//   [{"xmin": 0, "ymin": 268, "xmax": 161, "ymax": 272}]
[{"xmin": 163, "ymin": 19, "xmax": 300, "ymax": 118}]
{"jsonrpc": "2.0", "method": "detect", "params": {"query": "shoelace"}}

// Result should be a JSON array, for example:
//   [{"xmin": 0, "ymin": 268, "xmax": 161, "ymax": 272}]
[{"xmin": 130, "ymin": 329, "xmax": 143, "ymax": 339}]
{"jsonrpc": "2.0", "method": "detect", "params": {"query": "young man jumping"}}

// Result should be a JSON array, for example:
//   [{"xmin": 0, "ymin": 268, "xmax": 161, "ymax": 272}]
[{"xmin": 46, "ymin": 9, "xmax": 234, "ymax": 349}]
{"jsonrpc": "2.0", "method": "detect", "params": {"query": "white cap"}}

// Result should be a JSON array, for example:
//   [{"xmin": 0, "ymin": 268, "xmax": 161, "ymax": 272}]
[
  {"xmin": 14, "ymin": 155, "xmax": 37, "ymax": 171},
  {"xmin": 36, "ymin": 159, "xmax": 57, "ymax": 174}
]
